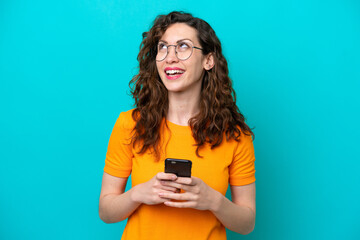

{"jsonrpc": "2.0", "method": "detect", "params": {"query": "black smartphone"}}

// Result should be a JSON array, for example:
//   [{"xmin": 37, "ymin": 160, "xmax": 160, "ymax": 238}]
[{"xmin": 164, "ymin": 158, "xmax": 192, "ymax": 177}]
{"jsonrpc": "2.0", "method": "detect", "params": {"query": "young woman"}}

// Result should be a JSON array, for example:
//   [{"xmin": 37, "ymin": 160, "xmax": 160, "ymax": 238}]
[{"xmin": 99, "ymin": 11, "xmax": 256, "ymax": 240}]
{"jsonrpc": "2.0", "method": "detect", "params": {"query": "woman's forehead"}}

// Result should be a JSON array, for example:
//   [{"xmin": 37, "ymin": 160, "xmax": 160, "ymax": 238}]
[{"xmin": 159, "ymin": 23, "xmax": 199, "ymax": 44}]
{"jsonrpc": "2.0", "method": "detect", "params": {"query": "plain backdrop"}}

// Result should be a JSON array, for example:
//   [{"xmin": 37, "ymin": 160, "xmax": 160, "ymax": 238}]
[{"xmin": 1, "ymin": 0, "xmax": 359, "ymax": 239}]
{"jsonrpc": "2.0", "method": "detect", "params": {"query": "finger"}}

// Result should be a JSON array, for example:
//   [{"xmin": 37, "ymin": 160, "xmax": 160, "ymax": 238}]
[
  {"xmin": 174, "ymin": 177, "xmax": 197, "ymax": 186},
  {"xmin": 161, "ymin": 181, "xmax": 192, "ymax": 192},
  {"xmin": 158, "ymin": 192, "xmax": 178, "ymax": 200},
  {"xmin": 160, "ymin": 180, "xmax": 183, "ymax": 189},
  {"xmin": 164, "ymin": 201, "xmax": 195, "ymax": 208},
  {"xmin": 153, "ymin": 196, "xmax": 171, "ymax": 204},
  {"xmin": 158, "ymin": 192, "xmax": 194, "ymax": 201},
  {"xmin": 156, "ymin": 172, "xmax": 177, "ymax": 181},
  {"xmin": 159, "ymin": 185, "xmax": 179, "ymax": 192}
]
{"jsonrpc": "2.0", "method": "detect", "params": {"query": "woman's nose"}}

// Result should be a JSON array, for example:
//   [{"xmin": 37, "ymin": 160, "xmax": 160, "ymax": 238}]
[{"xmin": 165, "ymin": 46, "xmax": 179, "ymax": 63}]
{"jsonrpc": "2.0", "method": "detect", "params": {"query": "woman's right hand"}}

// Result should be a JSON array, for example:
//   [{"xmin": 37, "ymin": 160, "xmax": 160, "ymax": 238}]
[{"xmin": 131, "ymin": 172, "xmax": 178, "ymax": 205}]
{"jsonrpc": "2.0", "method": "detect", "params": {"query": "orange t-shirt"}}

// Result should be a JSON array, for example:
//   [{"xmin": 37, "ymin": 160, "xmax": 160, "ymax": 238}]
[{"xmin": 104, "ymin": 109, "xmax": 256, "ymax": 240}]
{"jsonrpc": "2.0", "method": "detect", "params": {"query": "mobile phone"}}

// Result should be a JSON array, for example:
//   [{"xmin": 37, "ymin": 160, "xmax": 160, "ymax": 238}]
[{"xmin": 164, "ymin": 158, "xmax": 192, "ymax": 177}]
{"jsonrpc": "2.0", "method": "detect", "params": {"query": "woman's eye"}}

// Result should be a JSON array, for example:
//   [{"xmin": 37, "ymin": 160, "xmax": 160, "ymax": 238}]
[
  {"xmin": 178, "ymin": 42, "xmax": 190, "ymax": 49},
  {"xmin": 158, "ymin": 43, "xmax": 167, "ymax": 50}
]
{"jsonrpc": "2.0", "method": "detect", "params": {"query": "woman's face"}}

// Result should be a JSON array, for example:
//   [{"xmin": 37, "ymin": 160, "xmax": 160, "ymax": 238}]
[{"xmin": 156, "ymin": 23, "xmax": 211, "ymax": 96}]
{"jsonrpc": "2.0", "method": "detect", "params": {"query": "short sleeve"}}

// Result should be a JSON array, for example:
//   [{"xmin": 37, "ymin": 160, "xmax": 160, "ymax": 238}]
[
  {"xmin": 229, "ymin": 133, "xmax": 256, "ymax": 186},
  {"xmin": 103, "ymin": 110, "xmax": 135, "ymax": 178}
]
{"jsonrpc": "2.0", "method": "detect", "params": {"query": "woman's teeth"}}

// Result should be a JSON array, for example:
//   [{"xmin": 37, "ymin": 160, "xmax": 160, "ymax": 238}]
[{"xmin": 166, "ymin": 70, "xmax": 185, "ymax": 75}]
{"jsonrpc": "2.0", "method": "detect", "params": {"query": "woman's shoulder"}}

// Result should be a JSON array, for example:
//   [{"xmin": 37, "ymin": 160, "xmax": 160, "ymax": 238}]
[
  {"xmin": 224, "ymin": 128, "xmax": 254, "ymax": 150},
  {"xmin": 117, "ymin": 108, "xmax": 137, "ymax": 129},
  {"xmin": 119, "ymin": 108, "xmax": 135, "ymax": 118}
]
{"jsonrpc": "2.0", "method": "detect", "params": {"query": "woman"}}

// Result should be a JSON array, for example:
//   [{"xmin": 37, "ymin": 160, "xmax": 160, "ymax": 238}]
[{"xmin": 99, "ymin": 11, "xmax": 256, "ymax": 240}]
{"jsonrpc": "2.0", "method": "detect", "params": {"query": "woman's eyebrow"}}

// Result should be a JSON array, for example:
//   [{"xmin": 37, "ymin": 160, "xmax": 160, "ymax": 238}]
[
  {"xmin": 158, "ymin": 38, "xmax": 192, "ymax": 44},
  {"xmin": 176, "ymin": 38, "xmax": 192, "ymax": 43}
]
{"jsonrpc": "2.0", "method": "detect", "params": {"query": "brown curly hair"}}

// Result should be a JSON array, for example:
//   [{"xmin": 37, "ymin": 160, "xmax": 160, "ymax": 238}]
[{"xmin": 129, "ymin": 11, "xmax": 254, "ymax": 158}]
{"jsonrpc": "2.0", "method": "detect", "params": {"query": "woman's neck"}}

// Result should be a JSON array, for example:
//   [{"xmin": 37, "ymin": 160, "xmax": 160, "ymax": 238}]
[{"xmin": 167, "ymin": 91, "xmax": 201, "ymax": 126}]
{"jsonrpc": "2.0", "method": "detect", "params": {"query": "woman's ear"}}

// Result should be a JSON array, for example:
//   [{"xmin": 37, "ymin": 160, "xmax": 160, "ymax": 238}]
[{"xmin": 203, "ymin": 53, "xmax": 215, "ymax": 70}]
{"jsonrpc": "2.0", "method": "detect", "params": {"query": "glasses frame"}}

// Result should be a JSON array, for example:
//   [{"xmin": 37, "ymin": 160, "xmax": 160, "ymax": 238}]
[{"xmin": 156, "ymin": 40, "xmax": 203, "ymax": 62}]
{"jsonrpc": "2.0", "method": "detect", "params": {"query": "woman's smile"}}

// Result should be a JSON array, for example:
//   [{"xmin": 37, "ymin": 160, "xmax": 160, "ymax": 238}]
[{"xmin": 164, "ymin": 67, "xmax": 185, "ymax": 80}]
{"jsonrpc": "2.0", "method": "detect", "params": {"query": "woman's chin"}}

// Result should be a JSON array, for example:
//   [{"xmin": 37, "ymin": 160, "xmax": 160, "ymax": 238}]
[{"xmin": 163, "ymin": 82, "xmax": 185, "ymax": 93}]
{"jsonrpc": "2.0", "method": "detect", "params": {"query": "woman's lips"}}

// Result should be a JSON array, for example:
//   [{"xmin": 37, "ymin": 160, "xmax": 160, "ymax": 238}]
[{"xmin": 164, "ymin": 67, "xmax": 185, "ymax": 80}]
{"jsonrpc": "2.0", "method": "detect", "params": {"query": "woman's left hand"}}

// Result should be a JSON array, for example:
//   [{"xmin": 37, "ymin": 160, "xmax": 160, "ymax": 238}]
[{"xmin": 158, "ymin": 177, "xmax": 222, "ymax": 211}]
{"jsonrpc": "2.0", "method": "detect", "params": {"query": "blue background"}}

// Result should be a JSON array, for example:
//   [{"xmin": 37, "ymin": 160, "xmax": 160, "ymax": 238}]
[{"xmin": 1, "ymin": 0, "xmax": 359, "ymax": 239}]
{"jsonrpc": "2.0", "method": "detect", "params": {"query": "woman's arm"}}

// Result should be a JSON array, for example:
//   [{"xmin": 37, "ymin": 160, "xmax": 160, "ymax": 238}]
[
  {"xmin": 99, "ymin": 173, "xmax": 139, "ymax": 223},
  {"xmin": 99, "ymin": 172, "xmax": 179, "ymax": 223},
  {"xmin": 211, "ymin": 183, "xmax": 256, "ymax": 234},
  {"xmin": 158, "ymin": 178, "xmax": 256, "ymax": 235}
]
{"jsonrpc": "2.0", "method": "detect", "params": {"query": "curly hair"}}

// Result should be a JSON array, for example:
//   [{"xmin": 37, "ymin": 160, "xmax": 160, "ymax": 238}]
[{"xmin": 129, "ymin": 11, "xmax": 254, "ymax": 158}]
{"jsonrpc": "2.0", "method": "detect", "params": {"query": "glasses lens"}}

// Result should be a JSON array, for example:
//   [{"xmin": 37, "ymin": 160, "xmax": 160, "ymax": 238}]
[
  {"xmin": 176, "ymin": 41, "xmax": 193, "ymax": 60},
  {"xmin": 156, "ymin": 42, "xmax": 167, "ymax": 61}
]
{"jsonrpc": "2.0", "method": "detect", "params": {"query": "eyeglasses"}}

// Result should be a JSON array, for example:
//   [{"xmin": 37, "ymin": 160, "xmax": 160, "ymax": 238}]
[{"xmin": 156, "ymin": 40, "xmax": 203, "ymax": 61}]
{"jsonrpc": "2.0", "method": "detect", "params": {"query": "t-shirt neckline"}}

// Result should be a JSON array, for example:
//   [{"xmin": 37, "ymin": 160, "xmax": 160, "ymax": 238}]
[{"xmin": 165, "ymin": 119, "xmax": 191, "ymax": 129}]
